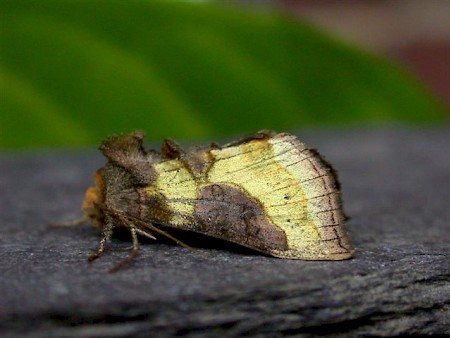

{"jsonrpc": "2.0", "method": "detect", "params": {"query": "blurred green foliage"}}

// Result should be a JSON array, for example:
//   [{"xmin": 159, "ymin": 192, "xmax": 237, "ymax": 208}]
[{"xmin": 0, "ymin": 0, "xmax": 446, "ymax": 149}]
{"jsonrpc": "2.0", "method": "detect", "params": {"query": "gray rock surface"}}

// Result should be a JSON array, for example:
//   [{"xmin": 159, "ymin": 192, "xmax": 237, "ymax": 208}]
[{"xmin": 1, "ymin": 127, "xmax": 449, "ymax": 337}]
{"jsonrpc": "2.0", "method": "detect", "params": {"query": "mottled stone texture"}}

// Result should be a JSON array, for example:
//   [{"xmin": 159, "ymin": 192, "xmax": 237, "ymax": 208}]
[{"xmin": 1, "ymin": 128, "xmax": 449, "ymax": 337}]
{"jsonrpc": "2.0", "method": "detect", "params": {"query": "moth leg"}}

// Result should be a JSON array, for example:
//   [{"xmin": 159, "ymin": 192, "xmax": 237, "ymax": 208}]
[
  {"xmin": 135, "ymin": 228, "xmax": 157, "ymax": 240},
  {"xmin": 88, "ymin": 220, "xmax": 113, "ymax": 262},
  {"xmin": 108, "ymin": 224, "xmax": 140, "ymax": 273}
]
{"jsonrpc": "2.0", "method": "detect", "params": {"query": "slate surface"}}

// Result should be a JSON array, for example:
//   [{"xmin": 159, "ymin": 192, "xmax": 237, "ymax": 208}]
[{"xmin": 1, "ymin": 128, "xmax": 449, "ymax": 337}]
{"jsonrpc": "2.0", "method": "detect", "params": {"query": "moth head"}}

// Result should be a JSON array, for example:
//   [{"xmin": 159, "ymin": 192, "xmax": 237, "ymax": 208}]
[{"xmin": 82, "ymin": 170, "xmax": 105, "ymax": 228}]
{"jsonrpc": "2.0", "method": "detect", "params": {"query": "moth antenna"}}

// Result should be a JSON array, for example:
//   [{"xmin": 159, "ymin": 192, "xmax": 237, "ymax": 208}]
[{"xmin": 49, "ymin": 216, "xmax": 87, "ymax": 227}]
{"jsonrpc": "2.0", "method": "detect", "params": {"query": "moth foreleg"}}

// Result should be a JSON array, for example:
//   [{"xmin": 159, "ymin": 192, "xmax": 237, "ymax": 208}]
[
  {"xmin": 108, "ymin": 224, "xmax": 140, "ymax": 273},
  {"xmin": 88, "ymin": 220, "xmax": 113, "ymax": 263}
]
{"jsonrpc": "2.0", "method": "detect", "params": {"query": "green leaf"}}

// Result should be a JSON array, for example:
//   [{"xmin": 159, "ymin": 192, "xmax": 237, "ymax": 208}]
[{"xmin": 0, "ymin": 0, "xmax": 446, "ymax": 149}]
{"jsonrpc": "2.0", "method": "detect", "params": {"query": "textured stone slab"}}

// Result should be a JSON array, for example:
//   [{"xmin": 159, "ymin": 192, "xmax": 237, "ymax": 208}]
[{"xmin": 1, "ymin": 128, "xmax": 449, "ymax": 337}]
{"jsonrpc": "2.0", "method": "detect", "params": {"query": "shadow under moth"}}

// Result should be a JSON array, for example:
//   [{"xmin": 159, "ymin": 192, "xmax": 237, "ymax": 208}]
[{"xmin": 56, "ymin": 130, "xmax": 354, "ymax": 272}]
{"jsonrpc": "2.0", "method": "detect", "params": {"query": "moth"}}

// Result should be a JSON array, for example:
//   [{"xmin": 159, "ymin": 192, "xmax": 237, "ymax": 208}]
[{"xmin": 56, "ymin": 130, "xmax": 354, "ymax": 271}]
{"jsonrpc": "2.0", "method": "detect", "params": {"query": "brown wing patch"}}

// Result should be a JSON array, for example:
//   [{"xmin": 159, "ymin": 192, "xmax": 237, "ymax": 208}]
[
  {"xmin": 222, "ymin": 130, "xmax": 276, "ymax": 148},
  {"xmin": 161, "ymin": 138, "xmax": 184, "ymax": 159},
  {"xmin": 195, "ymin": 183, "xmax": 288, "ymax": 252},
  {"xmin": 138, "ymin": 189, "xmax": 173, "ymax": 226}
]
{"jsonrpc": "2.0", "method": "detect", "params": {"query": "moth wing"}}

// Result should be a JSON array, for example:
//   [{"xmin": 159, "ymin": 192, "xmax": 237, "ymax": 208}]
[{"xmin": 206, "ymin": 133, "xmax": 354, "ymax": 259}]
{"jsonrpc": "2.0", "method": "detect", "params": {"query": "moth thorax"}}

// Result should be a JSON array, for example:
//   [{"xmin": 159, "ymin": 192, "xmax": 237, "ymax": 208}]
[{"xmin": 82, "ymin": 171, "xmax": 105, "ymax": 228}]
